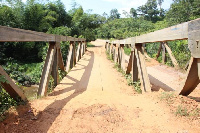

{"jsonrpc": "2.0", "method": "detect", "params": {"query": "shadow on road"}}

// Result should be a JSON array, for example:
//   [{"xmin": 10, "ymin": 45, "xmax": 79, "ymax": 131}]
[{"xmin": 1, "ymin": 50, "xmax": 94, "ymax": 132}]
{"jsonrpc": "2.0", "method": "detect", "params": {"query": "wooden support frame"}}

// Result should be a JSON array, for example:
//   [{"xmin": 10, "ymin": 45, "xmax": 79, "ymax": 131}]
[
  {"xmin": 119, "ymin": 45, "xmax": 125, "ymax": 71},
  {"xmin": 66, "ymin": 42, "xmax": 74, "ymax": 72},
  {"xmin": 0, "ymin": 66, "xmax": 27, "ymax": 101},
  {"xmin": 162, "ymin": 42, "xmax": 166, "ymax": 64},
  {"xmin": 76, "ymin": 42, "xmax": 81, "ymax": 62},
  {"xmin": 156, "ymin": 43, "xmax": 162, "ymax": 59},
  {"xmin": 0, "ymin": 25, "xmax": 86, "ymax": 98},
  {"xmin": 163, "ymin": 42, "xmax": 179, "ymax": 68},
  {"xmin": 126, "ymin": 51, "xmax": 133, "ymax": 74},
  {"xmin": 114, "ymin": 45, "xmax": 119, "ymax": 63},
  {"xmin": 135, "ymin": 45, "xmax": 151, "ymax": 93},
  {"xmin": 177, "ymin": 57, "xmax": 200, "ymax": 96},
  {"xmin": 38, "ymin": 42, "xmax": 57, "ymax": 96}
]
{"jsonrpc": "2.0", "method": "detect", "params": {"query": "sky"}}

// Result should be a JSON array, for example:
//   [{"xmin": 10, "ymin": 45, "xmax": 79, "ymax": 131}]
[
  {"xmin": 62, "ymin": 0, "xmax": 173, "ymax": 17},
  {"xmin": 22, "ymin": 0, "xmax": 173, "ymax": 17}
]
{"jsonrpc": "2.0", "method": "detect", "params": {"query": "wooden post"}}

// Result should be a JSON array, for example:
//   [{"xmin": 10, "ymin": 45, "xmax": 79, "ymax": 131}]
[
  {"xmin": 120, "ymin": 45, "xmax": 125, "ymax": 71},
  {"xmin": 109, "ymin": 43, "xmax": 113, "ymax": 57},
  {"xmin": 178, "ymin": 57, "xmax": 200, "ymax": 96},
  {"xmin": 70, "ymin": 43, "xmax": 76, "ymax": 68},
  {"xmin": 51, "ymin": 46, "xmax": 59, "ymax": 87},
  {"xmin": 66, "ymin": 41, "xmax": 73, "ymax": 72},
  {"xmin": 162, "ymin": 42, "xmax": 166, "ymax": 64},
  {"xmin": 126, "ymin": 51, "xmax": 133, "ymax": 74},
  {"xmin": 163, "ymin": 42, "xmax": 179, "ymax": 68},
  {"xmin": 0, "ymin": 66, "xmax": 27, "ymax": 101},
  {"xmin": 81, "ymin": 42, "xmax": 84, "ymax": 56},
  {"xmin": 57, "ymin": 47, "xmax": 65, "ymax": 71},
  {"xmin": 38, "ymin": 42, "xmax": 56, "ymax": 96},
  {"xmin": 106, "ymin": 42, "xmax": 109, "ymax": 52},
  {"xmin": 135, "ymin": 45, "xmax": 151, "ymax": 92},
  {"xmin": 114, "ymin": 45, "xmax": 118, "ymax": 63},
  {"xmin": 132, "ymin": 49, "xmax": 139, "ymax": 82},
  {"xmin": 118, "ymin": 46, "xmax": 121, "ymax": 65},
  {"xmin": 156, "ymin": 43, "xmax": 162, "ymax": 60},
  {"xmin": 76, "ymin": 42, "xmax": 81, "ymax": 62}
]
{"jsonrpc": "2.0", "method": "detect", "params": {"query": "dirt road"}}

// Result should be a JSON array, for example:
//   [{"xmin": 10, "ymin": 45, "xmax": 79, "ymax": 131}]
[{"xmin": 1, "ymin": 40, "xmax": 200, "ymax": 133}]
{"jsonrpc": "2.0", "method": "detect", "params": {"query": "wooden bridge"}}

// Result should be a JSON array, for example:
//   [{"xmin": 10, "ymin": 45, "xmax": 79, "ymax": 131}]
[
  {"xmin": 0, "ymin": 18, "xmax": 200, "ymax": 101},
  {"xmin": 0, "ymin": 26, "xmax": 86, "ymax": 100}
]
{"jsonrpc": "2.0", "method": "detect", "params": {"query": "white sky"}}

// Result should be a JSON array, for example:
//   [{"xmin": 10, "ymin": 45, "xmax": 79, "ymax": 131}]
[{"xmin": 22, "ymin": 0, "xmax": 173, "ymax": 17}]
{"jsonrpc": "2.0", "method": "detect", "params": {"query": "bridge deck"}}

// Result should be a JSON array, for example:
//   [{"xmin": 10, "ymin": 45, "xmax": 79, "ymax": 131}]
[{"xmin": 2, "ymin": 40, "xmax": 200, "ymax": 132}]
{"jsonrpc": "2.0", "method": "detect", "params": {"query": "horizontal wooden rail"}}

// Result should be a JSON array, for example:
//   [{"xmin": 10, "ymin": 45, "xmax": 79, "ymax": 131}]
[
  {"xmin": 0, "ymin": 26, "xmax": 86, "ymax": 42},
  {"xmin": 0, "ymin": 26, "xmax": 87, "ymax": 100},
  {"xmin": 105, "ymin": 18, "xmax": 200, "ymax": 95}
]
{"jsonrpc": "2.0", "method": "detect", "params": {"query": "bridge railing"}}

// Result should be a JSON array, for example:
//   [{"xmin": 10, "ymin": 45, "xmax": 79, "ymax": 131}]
[
  {"xmin": 105, "ymin": 18, "xmax": 200, "ymax": 96},
  {"xmin": 0, "ymin": 26, "xmax": 86, "ymax": 100}
]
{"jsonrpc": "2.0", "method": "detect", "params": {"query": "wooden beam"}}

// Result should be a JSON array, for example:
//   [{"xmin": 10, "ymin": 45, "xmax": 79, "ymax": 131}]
[
  {"xmin": 126, "ymin": 51, "xmax": 133, "ymax": 74},
  {"xmin": 76, "ymin": 42, "xmax": 81, "ymax": 62},
  {"xmin": 109, "ymin": 43, "xmax": 113, "ymax": 57},
  {"xmin": 163, "ymin": 42, "xmax": 179, "ymax": 68},
  {"xmin": 114, "ymin": 45, "xmax": 118, "ymax": 63},
  {"xmin": 135, "ymin": 21, "xmax": 188, "ymax": 43},
  {"xmin": 132, "ymin": 49, "xmax": 138, "ymax": 82},
  {"xmin": 177, "ymin": 57, "xmax": 200, "ymax": 96},
  {"xmin": 156, "ymin": 43, "xmax": 162, "ymax": 59},
  {"xmin": 0, "ymin": 66, "xmax": 27, "ymax": 101},
  {"xmin": 0, "ymin": 26, "xmax": 55, "ymax": 42},
  {"xmin": 51, "ymin": 46, "xmax": 59, "ymax": 87},
  {"xmin": 120, "ymin": 45, "xmax": 126, "ymax": 71},
  {"xmin": 81, "ymin": 42, "xmax": 84, "ymax": 57},
  {"xmin": 38, "ymin": 42, "xmax": 56, "ymax": 96},
  {"xmin": 135, "ymin": 45, "xmax": 151, "ymax": 93},
  {"xmin": 66, "ymin": 42, "xmax": 73, "ymax": 72},
  {"xmin": 57, "ymin": 48, "xmax": 65, "ymax": 71},
  {"xmin": 142, "ymin": 44, "xmax": 151, "ymax": 59},
  {"xmin": 162, "ymin": 43, "xmax": 166, "ymax": 64},
  {"xmin": 72, "ymin": 43, "xmax": 76, "ymax": 66}
]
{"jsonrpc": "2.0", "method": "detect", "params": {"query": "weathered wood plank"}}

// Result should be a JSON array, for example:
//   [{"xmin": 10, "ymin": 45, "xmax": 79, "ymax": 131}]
[
  {"xmin": 164, "ymin": 42, "xmax": 179, "ymax": 68},
  {"xmin": 162, "ymin": 43, "xmax": 166, "ymax": 64},
  {"xmin": 156, "ymin": 43, "xmax": 162, "ymax": 59},
  {"xmin": 177, "ymin": 57, "xmax": 200, "ymax": 96},
  {"xmin": 114, "ymin": 46, "xmax": 118, "ymax": 63},
  {"xmin": 135, "ymin": 45, "xmax": 151, "ymax": 93},
  {"xmin": 66, "ymin": 42, "xmax": 73, "ymax": 72},
  {"xmin": 135, "ymin": 22, "xmax": 188, "ymax": 43},
  {"xmin": 0, "ymin": 26, "xmax": 55, "ymax": 42},
  {"xmin": 38, "ymin": 42, "xmax": 56, "ymax": 96},
  {"xmin": 188, "ymin": 18, "xmax": 200, "ymax": 58},
  {"xmin": 57, "ymin": 48, "xmax": 65, "ymax": 71},
  {"xmin": 51, "ymin": 47, "xmax": 59, "ymax": 87},
  {"xmin": 126, "ymin": 51, "xmax": 133, "ymax": 74},
  {"xmin": 0, "ymin": 66, "xmax": 27, "ymax": 101},
  {"xmin": 132, "ymin": 49, "xmax": 138, "ymax": 82},
  {"xmin": 120, "ymin": 46, "xmax": 126, "ymax": 71},
  {"xmin": 0, "ymin": 26, "xmax": 85, "ymax": 42},
  {"xmin": 76, "ymin": 42, "xmax": 81, "ymax": 62}
]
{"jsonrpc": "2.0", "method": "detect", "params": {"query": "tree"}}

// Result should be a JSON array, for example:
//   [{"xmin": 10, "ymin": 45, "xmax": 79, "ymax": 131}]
[
  {"xmin": 166, "ymin": 0, "xmax": 200, "ymax": 26},
  {"xmin": 109, "ymin": 9, "xmax": 120, "ymax": 20},
  {"xmin": 130, "ymin": 8, "xmax": 137, "ymax": 18},
  {"xmin": 137, "ymin": 0, "xmax": 160, "ymax": 22},
  {"xmin": 157, "ymin": 0, "xmax": 164, "ymax": 14}
]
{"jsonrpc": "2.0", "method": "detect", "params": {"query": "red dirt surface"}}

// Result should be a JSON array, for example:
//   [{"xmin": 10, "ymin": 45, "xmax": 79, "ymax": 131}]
[{"xmin": 1, "ymin": 40, "xmax": 200, "ymax": 133}]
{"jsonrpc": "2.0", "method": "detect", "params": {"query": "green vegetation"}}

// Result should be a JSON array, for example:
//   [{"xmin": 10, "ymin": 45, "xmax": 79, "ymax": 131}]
[
  {"xmin": 159, "ymin": 92, "xmax": 175, "ymax": 104},
  {"xmin": 87, "ymin": 42, "xmax": 95, "ymax": 47},
  {"xmin": 106, "ymin": 52, "xmax": 142, "ymax": 93},
  {"xmin": 175, "ymin": 105, "xmax": 189, "ymax": 116}
]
